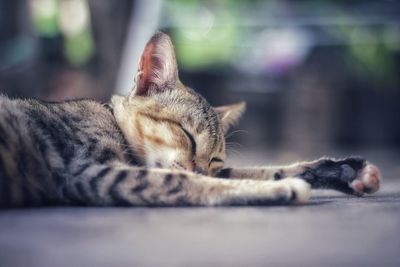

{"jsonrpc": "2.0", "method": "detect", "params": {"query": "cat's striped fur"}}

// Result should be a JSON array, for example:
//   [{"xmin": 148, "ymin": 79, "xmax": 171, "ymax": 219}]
[{"xmin": 0, "ymin": 32, "xmax": 380, "ymax": 207}]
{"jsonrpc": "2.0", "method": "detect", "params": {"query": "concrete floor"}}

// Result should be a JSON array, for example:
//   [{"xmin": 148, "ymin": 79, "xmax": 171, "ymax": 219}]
[{"xmin": 1, "ymin": 151, "xmax": 399, "ymax": 267}]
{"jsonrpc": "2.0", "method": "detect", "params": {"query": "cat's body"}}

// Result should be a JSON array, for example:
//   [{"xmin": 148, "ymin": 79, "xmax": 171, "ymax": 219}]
[
  {"xmin": 0, "ymin": 97, "xmax": 135, "ymax": 206},
  {"xmin": 0, "ymin": 32, "xmax": 380, "ymax": 207}
]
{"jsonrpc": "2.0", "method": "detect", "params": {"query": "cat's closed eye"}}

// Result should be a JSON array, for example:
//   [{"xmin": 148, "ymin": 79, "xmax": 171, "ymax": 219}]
[
  {"xmin": 210, "ymin": 157, "xmax": 224, "ymax": 163},
  {"xmin": 180, "ymin": 126, "xmax": 196, "ymax": 156}
]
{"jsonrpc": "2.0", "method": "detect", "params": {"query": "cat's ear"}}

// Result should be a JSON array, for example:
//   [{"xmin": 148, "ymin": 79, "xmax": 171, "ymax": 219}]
[
  {"xmin": 132, "ymin": 32, "xmax": 178, "ymax": 97},
  {"xmin": 214, "ymin": 102, "xmax": 246, "ymax": 133}
]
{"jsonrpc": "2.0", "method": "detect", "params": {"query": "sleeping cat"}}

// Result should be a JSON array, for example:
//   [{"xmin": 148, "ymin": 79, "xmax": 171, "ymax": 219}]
[{"xmin": 0, "ymin": 32, "xmax": 380, "ymax": 207}]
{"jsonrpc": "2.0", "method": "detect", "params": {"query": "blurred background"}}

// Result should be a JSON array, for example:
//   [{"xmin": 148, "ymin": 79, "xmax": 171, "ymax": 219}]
[{"xmin": 1, "ymin": 0, "xmax": 400, "ymax": 173}]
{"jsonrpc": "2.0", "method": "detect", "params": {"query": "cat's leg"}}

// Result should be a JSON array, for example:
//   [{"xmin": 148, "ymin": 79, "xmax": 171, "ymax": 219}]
[
  {"xmin": 217, "ymin": 156, "xmax": 380, "ymax": 196},
  {"xmin": 59, "ymin": 163, "xmax": 310, "ymax": 206}
]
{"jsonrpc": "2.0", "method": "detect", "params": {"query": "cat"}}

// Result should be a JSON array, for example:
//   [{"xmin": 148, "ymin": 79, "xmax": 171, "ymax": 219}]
[{"xmin": 0, "ymin": 32, "xmax": 380, "ymax": 207}]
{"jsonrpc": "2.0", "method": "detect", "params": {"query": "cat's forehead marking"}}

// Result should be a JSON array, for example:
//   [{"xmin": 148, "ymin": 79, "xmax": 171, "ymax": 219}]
[
  {"xmin": 136, "ymin": 112, "xmax": 179, "ymax": 145},
  {"xmin": 195, "ymin": 122, "xmax": 206, "ymax": 134},
  {"xmin": 185, "ymin": 116, "xmax": 194, "ymax": 127}
]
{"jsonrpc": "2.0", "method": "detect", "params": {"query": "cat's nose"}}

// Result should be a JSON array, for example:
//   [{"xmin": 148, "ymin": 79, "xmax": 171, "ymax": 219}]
[{"xmin": 194, "ymin": 166, "xmax": 207, "ymax": 175}]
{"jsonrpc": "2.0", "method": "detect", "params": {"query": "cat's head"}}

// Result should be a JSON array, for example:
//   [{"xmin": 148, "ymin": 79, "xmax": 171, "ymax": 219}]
[{"xmin": 112, "ymin": 32, "xmax": 245, "ymax": 176}]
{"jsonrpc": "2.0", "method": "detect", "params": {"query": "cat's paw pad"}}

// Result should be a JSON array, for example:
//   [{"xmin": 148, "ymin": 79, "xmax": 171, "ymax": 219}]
[
  {"xmin": 310, "ymin": 156, "xmax": 381, "ymax": 195},
  {"xmin": 280, "ymin": 178, "xmax": 310, "ymax": 204},
  {"xmin": 350, "ymin": 163, "xmax": 381, "ymax": 195}
]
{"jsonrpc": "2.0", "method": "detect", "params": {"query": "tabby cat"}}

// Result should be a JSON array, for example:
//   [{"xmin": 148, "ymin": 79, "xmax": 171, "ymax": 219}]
[{"xmin": 0, "ymin": 32, "xmax": 380, "ymax": 207}]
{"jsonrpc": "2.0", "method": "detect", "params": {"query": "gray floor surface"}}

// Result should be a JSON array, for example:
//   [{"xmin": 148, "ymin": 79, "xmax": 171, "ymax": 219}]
[{"xmin": 1, "ymin": 152, "xmax": 399, "ymax": 267}]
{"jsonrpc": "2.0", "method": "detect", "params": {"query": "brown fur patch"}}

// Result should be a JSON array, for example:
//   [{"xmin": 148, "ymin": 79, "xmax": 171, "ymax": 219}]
[
  {"xmin": 185, "ymin": 116, "xmax": 194, "ymax": 127},
  {"xmin": 195, "ymin": 122, "xmax": 205, "ymax": 134},
  {"xmin": 145, "ymin": 135, "xmax": 167, "ymax": 146},
  {"xmin": 136, "ymin": 112, "xmax": 184, "ymax": 150},
  {"xmin": 137, "ymin": 111, "xmax": 178, "ymax": 126}
]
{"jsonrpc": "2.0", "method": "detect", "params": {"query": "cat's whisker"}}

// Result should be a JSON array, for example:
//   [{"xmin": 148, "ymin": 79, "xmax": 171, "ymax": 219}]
[
  {"xmin": 225, "ymin": 129, "xmax": 248, "ymax": 140},
  {"xmin": 226, "ymin": 142, "xmax": 243, "ymax": 148},
  {"xmin": 226, "ymin": 147, "xmax": 242, "ymax": 157}
]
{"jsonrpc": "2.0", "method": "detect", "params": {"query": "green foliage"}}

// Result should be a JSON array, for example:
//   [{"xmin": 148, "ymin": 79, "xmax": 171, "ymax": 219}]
[
  {"xmin": 64, "ymin": 29, "xmax": 94, "ymax": 66},
  {"xmin": 30, "ymin": 0, "xmax": 60, "ymax": 37},
  {"xmin": 166, "ymin": 0, "xmax": 240, "ymax": 69}
]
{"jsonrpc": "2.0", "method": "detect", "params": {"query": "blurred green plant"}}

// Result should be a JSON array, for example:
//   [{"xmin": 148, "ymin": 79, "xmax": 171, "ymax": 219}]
[
  {"xmin": 64, "ymin": 29, "xmax": 94, "ymax": 66},
  {"xmin": 30, "ymin": 0, "xmax": 60, "ymax": 37},
  {"xmin": 332, "ymin": 21, "xmax": 399, "ymax": 88},
  {"xmin": 166, "ymin": 0, "xmax": 240, "ymax": 69},
  {"xmin": 29, "ymin": 0, "xmax": 94, "ymax": 66},
  {"xmin": 165, "ymin": 0, "xmax": 400, "ymax": 88}
]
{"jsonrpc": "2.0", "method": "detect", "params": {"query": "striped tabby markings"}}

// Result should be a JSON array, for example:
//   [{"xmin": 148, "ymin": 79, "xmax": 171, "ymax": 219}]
[
  {"xmin": 0, "ymin": 156, "xmax": 11, "ymax": 205},
  {"xmin": 0, "ymin": 125, "xmax": 9, "ymax": 149},
  {"xmin": 89, "ymin": 166, "xmax": 112, "ymax": 198},
  {"xmin": 14, "ymin": 146, "xmax": 42, "ymax": 205},
  {"xmin": 135, "ymin": 112, "xmax": 183, "ymax": 149},
  {"xmin": 30, "ymin": 113, "xmax": 75, "ymax": 166},
  {"xmin": 0, "ymin": 152, "xmax": 26, "ymax": 206},
  {"xmin": 62, "ymin": 184, "xmax": 84, "ymax": 205},
  {"xmin": 108, "ymin": 170, "xmax": 131, "ymax": 206},
  {"xmin": 97, "ymin": 148, "xmax": 118, "ymax": 164},
  {"xmin": 163, "ymin": 174, "xmax": 173, "ymax": 185},
  {"xmin": 3, "ymin": 109, "xmax": 19, "ymax": 132},
  {"xmin": 75, "ymin": 182, "xmax": 91, "ymax": 204},
  {"xmin": 185, "ymin": 116, "xmax": 194, "ymax": 127},
  {"xmin": 73, "ymin": 162, "xmax": 91, "ymax": 177},
  {"xmin": 131, "ymin": 169, "xmax": 149, "ymax": 193},
  {"xmin": 129, "ymin": 169, "xmax": 153, "ymax": 205},
  {"xmin": 167, "ymin": 174, "xmax": 186, "ymax": 195},
  {"xmin": 163, "ymin": 173, "xmax": 186, "ymax": 195},
  {"xmin": 195, "ymin": 122, "xmax": 205, "ymax": 134},
  {"xmin": 134, "ymin": 115, "xmax": 166, "ymax": 152}
]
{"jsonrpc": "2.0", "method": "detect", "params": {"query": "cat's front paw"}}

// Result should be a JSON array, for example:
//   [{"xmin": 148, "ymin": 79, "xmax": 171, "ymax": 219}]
[
  {"xmin": 277, "ymin": 178, "xmax": 310, "ymax": 204},
  {"xmin": 350, "ymin": 163, "xmax": 381, "ymax": 195},
  {"xmin": 304, "ymin": 156, "xmax": 381, "ymax": 196},
  {"xmin": 217, "ymin": 178, "xmax": 310, "ymax": 206},
  {"xmin": 250, "ymin": 178, "xmax": 310, "ymax": 205}
]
